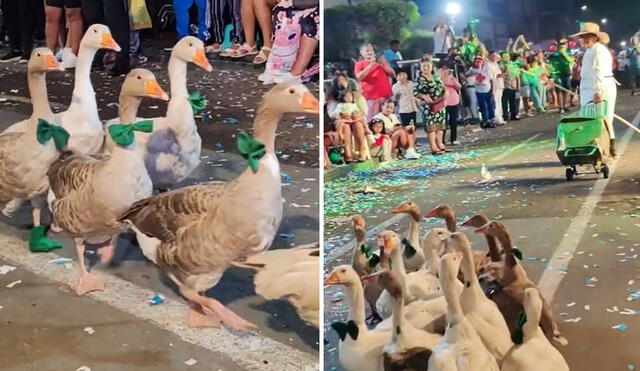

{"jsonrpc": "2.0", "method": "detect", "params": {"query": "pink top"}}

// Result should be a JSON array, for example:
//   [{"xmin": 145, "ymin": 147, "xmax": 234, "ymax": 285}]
[
  {"xmin": 441, "ymin": 73, "xmax": 461, "ymax": 106},
  {"xmin": 354, "ymin": 60, "xmax": 393, "ymax": 100}
]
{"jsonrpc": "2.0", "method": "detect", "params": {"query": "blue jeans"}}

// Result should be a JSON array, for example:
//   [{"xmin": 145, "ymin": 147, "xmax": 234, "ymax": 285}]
[
  {"xmin": 476, "ymin": 91, "xmax": 495, "ymax": 123},
  {"xmin": 465, "ymin": 86, "xmax": 479, "ymax": 120},
  {"xmin": 529, "ymin": 83, "xmax": 544, "ymax": 112},
  {"xmin": 174, "ymin": 0, "xmax": 209, "ymax": 40}
]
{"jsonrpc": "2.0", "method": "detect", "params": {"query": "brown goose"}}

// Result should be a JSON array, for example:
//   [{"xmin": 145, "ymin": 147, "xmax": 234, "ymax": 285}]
[
  {"xmin": 119, "ymin": 84, "xmax": 319, "ymax": 331},
  {"xmin": 426, "ymin": 205, "xmax": 490, "ymax": 275},
  {"xmin": 351, "ymin": 216, "xmax": 384, "ymax": 324},
  {"xmin": 48, "ymin": 69, "xmax": 168, "ymax": 295},
  {"xmin": 460, "ymin": 214, "xmax": 503, "ymax": 262},
  {"xmin": 475, "ymin": 221, "xmax": 568, "ymax": 346}
]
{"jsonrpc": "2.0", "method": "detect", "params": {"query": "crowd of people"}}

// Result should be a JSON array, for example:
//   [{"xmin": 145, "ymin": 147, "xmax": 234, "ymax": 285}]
[
  {"xmin": 324, "ymin": 18, "xmax": 640, "ymax": 168},
  {"xmin": 0, "ymin": 0, "xmax": 318, "ymax": 83}
]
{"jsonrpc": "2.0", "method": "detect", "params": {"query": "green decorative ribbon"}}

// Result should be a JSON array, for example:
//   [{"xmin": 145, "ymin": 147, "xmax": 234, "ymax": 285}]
[
  {"xmin": 237, "ymin": 131, "xmax": 266, "ymax": 173},
  {"xmin": 29, "ymin": 225, "xmax": 62, "ymax": 253},
  {"xmin": 108, "ymin": 120, "xmax": 153, "ymax": 147},
  {"xmin": 402, "ymin": 238, "xmax": 417, "ymax": 259},
  {"xmin": 511, "ymin": 310, "xmax": 528, "ymax": 344},
  {"xmin": 360, "ymin": 244, "xmax": 373, "ymax": 258},
  {"xmin": 331, "ymin": 320, "xmax": 359, "ymax": 341},
  {"xmin": 511, "ymin": 248, "xmax": 524, "ymax": 261},
  {"xmin": 368, "ymin": 253, "xmax": 380, "ymax": 268},
  {"xmin": 188, "ymin": 91, "xmax": 206, "ymax": 113},
  {"xmin": 36, "ymin": 119, "xmax": 69, "ymax": 151}
]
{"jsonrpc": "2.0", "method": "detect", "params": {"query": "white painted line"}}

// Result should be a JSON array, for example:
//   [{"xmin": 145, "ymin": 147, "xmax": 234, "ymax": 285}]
[
  {"xmin": 491, "ymin": 132, "xmax": 543, "ymax": 161},
  {"xmin": 538, "ymin": 109, "xmax": 640, "ymax": 302},
  {"xmin": 0, "ymin": 233, "xmax": 318, "ymax": 371}
]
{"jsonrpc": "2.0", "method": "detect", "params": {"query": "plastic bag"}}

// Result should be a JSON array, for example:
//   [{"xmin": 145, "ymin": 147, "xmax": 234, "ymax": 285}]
[{"xmin": 129, "ymin": 0, "xmax": 153, "ymax": 31}]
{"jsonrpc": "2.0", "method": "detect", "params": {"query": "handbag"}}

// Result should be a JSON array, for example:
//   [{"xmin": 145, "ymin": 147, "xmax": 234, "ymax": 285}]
[{"xmin": 428, "ymin": 96, "xmax": 446, "ymax": 113}]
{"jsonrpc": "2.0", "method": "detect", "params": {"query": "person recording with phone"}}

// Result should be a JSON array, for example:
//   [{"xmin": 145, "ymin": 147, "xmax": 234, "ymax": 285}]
[{"xmin": 354, "ymin": 43, "xmax": 396, "ymax": 121}]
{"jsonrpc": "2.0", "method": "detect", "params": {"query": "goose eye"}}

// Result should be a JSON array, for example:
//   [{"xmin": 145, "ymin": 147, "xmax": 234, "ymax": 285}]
[
  {"xmin": 340, "ymin": 269, "xmax": 346, "ymax": 273},
  {"xmin": 137, "ymin": 75, "xmax": 141, "ymax": 80},
  {"xmin": 36, "ymin": 53, "xmax": 41, "ymax": 57},
  {"xmin": 93, "ymin": 29, "xmax": 98, "ymax": 33},
  {"xmin": 289, "ymin": 89, "xmax": 295, "ymax": 94},
  {"xmin": 189, "ymin": 42, "xmax": 193, "ymax": 47}
]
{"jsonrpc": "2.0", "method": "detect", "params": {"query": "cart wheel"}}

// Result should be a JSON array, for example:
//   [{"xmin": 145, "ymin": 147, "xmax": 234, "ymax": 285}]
[
  {"xmin": 603, "ymin": 165, "xmax": 609, "ymax": 179},
  {"xmin": 566, "ymin": 168, "xmax": 574, "ymax": 181}
]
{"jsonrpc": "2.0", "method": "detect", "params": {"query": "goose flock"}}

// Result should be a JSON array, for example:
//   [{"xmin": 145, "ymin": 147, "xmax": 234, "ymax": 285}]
[
  {"xmin": 326, "ymin": 203, "xmax": 570, "ymax": 370},
  {"xmin": 0, "ymin": 24, "xmax": 320, "ymax": 331}
]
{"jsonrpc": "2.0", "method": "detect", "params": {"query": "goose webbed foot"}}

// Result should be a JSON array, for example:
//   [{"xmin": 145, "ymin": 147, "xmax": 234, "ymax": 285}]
[
  {"xmin": 187, "ymin": 302, "xmax": 222, "ymax": 328},
  {"xmin": 76, "ymin": 273, "xmax": 106, "ymax": 296},
  {"xmin": 179, "ymin": 285, "xmax": 256, "ymax": 331}
]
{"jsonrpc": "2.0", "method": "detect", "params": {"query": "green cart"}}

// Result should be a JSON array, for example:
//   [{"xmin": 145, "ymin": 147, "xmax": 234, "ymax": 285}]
[{"xmin": 556, "ymin": 101, "xmax": 612, "ymax": 181}]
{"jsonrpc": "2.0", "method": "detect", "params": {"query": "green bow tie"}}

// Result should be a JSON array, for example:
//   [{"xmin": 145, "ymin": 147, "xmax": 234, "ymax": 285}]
[
  {"xmin": 360, "ymin": 244, "xmax": 373, "ymax": 258},
  {"xmin": 188, "ymin": 91, "xmax": 206, "ymax": 113},
  {"xmin": 331, "ymin": 320, "xmax": 359, "ymax": 341},
  {"xmin": 237, "ymin": 131, "xmax": 266, "ymax": 173},
  {"xmin": 511, "ymin": 310, "xmax": 528, "ymax": 344},
  {"xmin": 402, "ymin": 238, "xmax": 417, "ymax": 259},
  {"xmin": 511, "ymin": 247, "xmax": 524, "ymax": 260},
  {"xmin": 36, "ymin": 119, "xmax": 69, "ymax": 151},
  {"xmin": 108, "ymin": 120, "xmax": 153, "ymax": 147},
  {"xmin": 368, "ymin": 253, "xmax": 380, "ymax": 268}
]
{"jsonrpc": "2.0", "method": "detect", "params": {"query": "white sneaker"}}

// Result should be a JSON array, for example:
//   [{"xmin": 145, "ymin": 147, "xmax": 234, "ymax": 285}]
[
  {"xmin": 61, "ymin": 48, "xmax": 77, "ymax": 69},
  {"xmin": 405, "ymin": 147, "xmax": 421, "ymax": 160},
  {"xmin": 451, "ymin": 140, "xmax": 461, "ymax": 145},
  {"xmin": 273, "ymin": 72, "xmax": 302, "ymax": 85}
]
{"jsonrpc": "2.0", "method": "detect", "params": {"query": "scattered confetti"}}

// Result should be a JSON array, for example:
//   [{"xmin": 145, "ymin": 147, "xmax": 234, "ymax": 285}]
[
  {"xmin": 185, "ymin": 358, "xmax": 198, "ymax": 366},
  {"xmin": 83, "ymin": 327, "xmax": 95, "ymax": 335},
  {"xmin": 279, "ymin": 233, "xmax": 295, "ymax": 239},
  {"xmin": 149, "ymin": 294, "xmax": 165, "ymax": 306},
  {"xmin": 612, "ymin": 323, "xmax": 627, "ymax": 331},
  {"xmin": 6, "ymin": 280, "xmax": 21, "ymax": 288},
  {"xmin": 0, "ymin": 265, "xmax": 16, "ymax": 275}
]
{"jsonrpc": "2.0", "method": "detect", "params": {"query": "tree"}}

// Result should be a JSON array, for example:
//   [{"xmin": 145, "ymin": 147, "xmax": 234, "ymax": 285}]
[{"xmin": 325, "ymin": 0, "xmax": 420, "ymax": 62}]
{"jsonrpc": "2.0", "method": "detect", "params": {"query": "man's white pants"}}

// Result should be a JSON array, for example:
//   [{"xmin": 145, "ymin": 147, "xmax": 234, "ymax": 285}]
[
  {"xmin": 580, "ymin": 79, "xmax": 617, "ymax": 139},
  {"xmin": 493, "ymin": 88, "xmax": 504, "ymax": 123}
]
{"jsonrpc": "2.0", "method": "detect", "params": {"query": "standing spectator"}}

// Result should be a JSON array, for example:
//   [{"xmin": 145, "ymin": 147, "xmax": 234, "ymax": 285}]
[
  {"xmin": 0, "ymin": 0, "xmax": 44, "ymax": 62},
  {"xmin": 547, "ymin": 39, "xmax": 574, "ymax": 113},
  {"xmin": 468, "ymin": 56, "xmax": 495, "ymax": 128},
  {"xmin": 629, "ymin": 36, "xmax": 640, "ymax": 95},
  {"xmin": 487, "ymin": 51, "xmax": 505, "ymax": 125},
  {"xmin": 383, "ymin": 40, "xmax": 402, "ymax": 71},
  {"xmin": 81, "ymin": 0, "xmax": 131, "ymax": 75},
  {"xmin": 391, "ymin": 71, "xmax": 417, "ymax": 125},
  {"xmin": 502, "ymin": 53, "xmax": 521, "ymax": 121},
  {"xmin": 173, "ymin": 0, "xmax": 208, "ymax": 41},
  {"xmin": 374, "ymin": 100, "xmax": 419, "ymax": 159},
  {"xmin": 415, "ymin": 60, "xmax": 447, "ymax": 155},
  {"xmin": 45, "ymin": 1, "xmax": 83, "ymax": 68},
  {"xmin": 438, "ymin": 63, "xmax": 461, "ymax": 145},
  {"xmin": 354, "ymin": 43, "xmax": 395, "ymax": 121},
  {"xmin": 526, "ymin": 57, "xmax": 545, "ymax": 113},
  {"xmin": 463, "ymin": 58, "xmax": 480, "ymax": 125},
  {"xmin": 570, "ymin": 55, "xmax": 582, "ymax": 105},
  {"xmin": 433, "ymin": 16, "xmax": 454, "ymax": 57}
]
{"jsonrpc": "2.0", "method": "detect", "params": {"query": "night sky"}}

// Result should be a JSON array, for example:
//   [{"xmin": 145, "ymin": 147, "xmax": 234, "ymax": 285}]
[{"xmin": 576, "ymin": 0, "xmax": 640, "ymax": 41}]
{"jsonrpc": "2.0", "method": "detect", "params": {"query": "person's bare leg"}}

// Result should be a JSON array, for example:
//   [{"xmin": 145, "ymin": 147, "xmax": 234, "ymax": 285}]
[
  {"xmin": 437, "ymin": 130, "xmax": 446, "ymax": 150},
  {"xmin": 523, "ymin": 97, "xmax": 530, "ymax": 114},
  {"xmin": 352, "ymin": 121, "xmax": 366, "ymax": 160},
  {"xmin": 75, "ymin": 238, "xmax": 106, "ymax": 295},
  {"xmin": 241, "ymin": 0, "xmax": 257, "ymax": 46},
  {"xmin": 45, "ymin": 6, "xmax": 63, "ymax": 53},
  {"xmin": 97, "ymin": 236, "xmax": 116, "ymax": 264},
  {"xmin": 253, "ymin": 0, "xmax": 276, "ymax": 48},
  {"xmin": 427, "ymin": 131, "xmax": 439, "ymax": 153},
  {"xmin": 179, "ymin": 283, "xmax": 256, "ymax": 330},
  {"xmin": 289, "ymin": 36, "xmax": 317, "ymax": 76},
  {"xmin": 65, "ymin": 8, "xmax": 83, "ymax": 55},
  {"xmin": 340, "ymin": 123, "xmax": 353, "ymax": 160},
  {"xmin": 397, "ymin": 129, "xmax": 409, "ymax": 150}
]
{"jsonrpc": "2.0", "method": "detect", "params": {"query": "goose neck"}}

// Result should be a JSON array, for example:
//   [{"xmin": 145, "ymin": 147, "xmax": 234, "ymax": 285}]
[
  {"xmin": 253, "ymin": 103, "xmax": 282, "ymax": 153},
  {"xmin": 444, "ymin": 214, "xmax": 456, "ymax": 232},
  {"xmin": 118, "ymin": 95, "xmax": 143, "ymax": 124},
  {"xmin": 347, "ymin": 280, "xmax": 366, "ymax": 326},
  {"xmin": 73, "ymin": 46, "xmax": 97, "ymax": 97},
  {"xmin": 28, "ymin": 71, "xmax": 52, "ymax": 119},
  {"xmin": 391, "ymin": 294, "xmax": 404, "ymax": 342},
  {"xmin": 168, "ymin": 57, "xmax": 189, "ymax": 99},
  {"xmin": 486, "ymin": 235, "xmax": 502, "ymax": 262}
]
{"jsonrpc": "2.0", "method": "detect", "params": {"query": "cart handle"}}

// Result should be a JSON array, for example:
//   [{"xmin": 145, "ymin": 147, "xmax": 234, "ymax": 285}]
[{"xmin": 564, "ymin": 147, "xmax": 598, "ymax": 158}]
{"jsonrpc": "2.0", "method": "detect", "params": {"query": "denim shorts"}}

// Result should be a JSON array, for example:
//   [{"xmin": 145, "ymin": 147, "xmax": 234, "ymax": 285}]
[{"xmin": 520, "ymin": 85, "xmax": 531, "ymax": 98}]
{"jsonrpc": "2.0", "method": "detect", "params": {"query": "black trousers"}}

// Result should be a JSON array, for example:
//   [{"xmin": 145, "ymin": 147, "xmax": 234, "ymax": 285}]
[
  {"xmin": 2, "ymin": 0, "xmax": 43, "ymax": 54},
  {"xmin": 502, "ymin": 88, "xmax": 519, "ymax": 120},
  {"xmin": 445, "ymin": 105, "xmax": 459, "ymax": 143},
  {"xmin": 81, "ymin": 0, "xmax": 130, "ymax": 73}
]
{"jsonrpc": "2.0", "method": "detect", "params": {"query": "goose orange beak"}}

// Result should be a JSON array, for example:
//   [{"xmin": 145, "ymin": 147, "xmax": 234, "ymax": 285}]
[
  {"xmin": 144, "ymin": 80, "xmax": 170, "ymax": 101},
  {"xmin": 44, "ymin": 55, "xmax": 63, "ymax": 71},
  {"xmin": 324, "ymin": 272, "xmax": 340, "ymax": 286},
  {"xmin": 390, "ymin": 204, "xmax": 408, "ymax": 214},
  {"xmin": 193, "ymin": 49, "xmax": 212, "ymax": 72},
  {"xmin": 101, "ymin": 33, "xmax": 121, "ymax": 51},
  {"xmin": 301, "ymin": 92, "xmax": 319, "ymax": 113},
  {"xmin": 475, "ymin": 223, "xmax": 490, "ymax": 234}
]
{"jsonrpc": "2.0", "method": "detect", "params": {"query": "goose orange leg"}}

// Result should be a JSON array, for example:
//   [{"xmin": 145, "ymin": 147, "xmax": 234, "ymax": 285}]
[
  {"xmin": 74, "ymin": 238, "xmax": 105, "ymax": 296},
  {"xmin": 179, "ymin": 284, "xmax": 256, "ymax": 331}
]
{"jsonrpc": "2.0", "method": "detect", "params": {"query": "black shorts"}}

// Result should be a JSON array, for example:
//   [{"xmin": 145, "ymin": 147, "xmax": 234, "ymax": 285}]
[
  {"xmin": 45, "ymin": 0, "xmax": 82, "ymax": 8},
  {"xmin": 399, "ymin": 112, "xmax": 417, "ymax": 126}
]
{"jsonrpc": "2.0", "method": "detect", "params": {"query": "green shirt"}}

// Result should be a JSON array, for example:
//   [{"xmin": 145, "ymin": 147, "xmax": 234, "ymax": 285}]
[{"xmin": 547, "ymin": 51, "xmax": 573, "ymax": 79}]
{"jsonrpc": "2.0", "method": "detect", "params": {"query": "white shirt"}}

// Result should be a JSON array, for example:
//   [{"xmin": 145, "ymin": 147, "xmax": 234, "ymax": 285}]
[
  {"xmin": 373, "ymin": 112, "xmax": 400, "ymax": 133},
  {"xmin": 392, "ymin": 81, "xmax": 417, "ymax": 113},
  {"xmin": 433, "ymin": 25, "xmax": 454, "ymax": 54},
  {"xmin": 580, "ymin": 42, "xmax": 614, "ymax": 96},
  {"xmin": 487, "ymin": 60, "xmax": 504, "ymax": 90}
]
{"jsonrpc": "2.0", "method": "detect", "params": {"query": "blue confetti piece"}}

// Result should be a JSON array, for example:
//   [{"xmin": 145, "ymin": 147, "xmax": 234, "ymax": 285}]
[
  {"xmin": 221, "ymin": 118, "xmax": 238, "ymax": 125},
  {"xmin": 279, "ymin": 233, "xmax": 295, "ymax": 239},
  {"xmin": 569, "ymin": 194, "xmax": 577, "ymax": 198},
  {"xmin": 282, "ymin": 172, "xmax": 292, "ymax": 183},
  {"xmin": 214, "ymin": 143, "xmax": 223, "ymax": 150},
  {"xmin": 628, "ymin": 364, "xmax": 635, "ymax": 370},
  {"xmin": 301, "ymin": 142, "xmax": 308, "ymax": 149},
  {"xmin": 149, "ymin": 294, "xmax": 165, "ymax": 306},
  {"xmin": 612, "ymin": 323, "xmax": 627, "ymax": 331}
]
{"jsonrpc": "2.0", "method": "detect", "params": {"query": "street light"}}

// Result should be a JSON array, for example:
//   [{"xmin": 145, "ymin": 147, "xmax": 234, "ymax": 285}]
[
  {"xmin": 446, "ymin": 2, "xmax": 461, "ymax": 16},
  {"xmin": 621, "ymin": 41, "xmax": 627, "ymax": 48},
  {"xmin": 581, "ymin": 5, "xmax": 587, "ymax": 11},
  {"xmin": 601, "ymin": 18, "xmax": 607, "ymax": 24}
]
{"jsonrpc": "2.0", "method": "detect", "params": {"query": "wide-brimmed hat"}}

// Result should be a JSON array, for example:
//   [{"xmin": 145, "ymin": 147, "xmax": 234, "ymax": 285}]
[{"xmin": 569, "ymin": 22, "xmax": 610, "ymax": 45}]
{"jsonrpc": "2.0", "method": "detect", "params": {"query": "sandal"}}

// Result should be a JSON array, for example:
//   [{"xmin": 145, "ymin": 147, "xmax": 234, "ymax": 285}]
[
  {"xmin": 219, "ymin": 43, "xmax": 242, "ymax": 57},
  {"xmin": 252, "ymin": 46, "xmax": 271, "ymax": 64},
  {"xmin": 205, "ymin": 43, "xmax": 221, "ymax": 54},
  {"xmin": 230, "ymin": 43, "xmax": 258, "ymax": 59}
]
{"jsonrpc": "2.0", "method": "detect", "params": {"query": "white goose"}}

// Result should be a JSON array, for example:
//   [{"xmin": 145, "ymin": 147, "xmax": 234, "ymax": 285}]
[
  {"xmin": 0, "ymin": 49, "xmax": 65, "ymax": 250},
  {"xmin": 501, "ymin": 288, "xmax": 569, "ymax": 371},
  {"xmin": 429, "ymin": 252, "xmax": 500, "ymax": 371},
  {"xmin": 118, "ymin": 36, "xmax": 212, "ymax": 190},
  {"xmin": 390, "ymin": 202, "xmax": 425, "ymax": 272},
  {"xmin": 48, "ymin": 69, "xmax": 169, "ymax": 295},
  {"xmin": 325, "ymin": 265, "xmax": 390, "ymax": 371},
  {"xmin": 447, "ymin": 232, "xmax": 512, "ymax": 364},
  {"xmin": 375, "ymin": 230, "xmax": 441, "ymax": 320}
]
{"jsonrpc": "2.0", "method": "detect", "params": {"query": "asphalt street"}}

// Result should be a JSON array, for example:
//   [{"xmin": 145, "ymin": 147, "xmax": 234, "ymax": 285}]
[
  {"xmin": 323, "ymin": 93, "xmax": 640, "ymax": 370},
  {"xmin": 0, "ymin": 56, "xmax": 320, "ymax": 370}
]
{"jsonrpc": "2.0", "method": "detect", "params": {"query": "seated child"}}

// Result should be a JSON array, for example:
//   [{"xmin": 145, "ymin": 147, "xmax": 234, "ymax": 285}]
[
  {"xmin": 333, "ymin": 91, "xmax": 368, "ymax": 161},
  {"xmin": 366, "ymin": 118, "xmax": 392, "ymax": 163}
]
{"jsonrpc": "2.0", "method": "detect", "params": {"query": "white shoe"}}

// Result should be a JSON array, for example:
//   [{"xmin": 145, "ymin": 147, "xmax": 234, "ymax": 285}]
[
  {"xmin": 273, "ymin": 72, "xmax": 302, "ymax": 85},
  {"xmin": 61, "ymin": 48, "xmax": 77, "ymax": 69},
  {"xmin": 405, "ymin": 148, "xmax": 421, "ymax": 160}
]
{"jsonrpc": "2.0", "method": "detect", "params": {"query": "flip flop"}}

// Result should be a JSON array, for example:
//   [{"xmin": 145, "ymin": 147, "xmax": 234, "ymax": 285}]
[
  {"xmin": 252, "ymin": 46, "xmax": 271, "ymax": 64},
  {"xmin": 220, "ymin": 43, "xmax": 242, "ymax": 57},
  {"xmin": 230, "ymin": 44, "xmax": 258, "ymax": 59},
  {"xmin": 205, "ymin": 44, "xmax": 221, "ymax": 54}
]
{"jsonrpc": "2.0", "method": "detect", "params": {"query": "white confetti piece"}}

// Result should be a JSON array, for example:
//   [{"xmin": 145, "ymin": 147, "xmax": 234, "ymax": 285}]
[
  {"xmin": 584, "ymin": 305, "xmax": 591, "ymax": 311},
  {"xmin": 83, "ymin": 327, "xmax": 95, "ymax": 335},
  {"xmin": 76, "ymin": 366, "xmax": 91, "ymax": 371},
  {"xmin": 0, "ymin": 265, "xmax": 16, "ymax": 275},
  {"xmin": 290, "ymin": 203, "xmax": 311, "ymax": 208},
  {"xmin": 185, "ymin": 358, "xmax": 198, "ymax": 366},
  {"xmin": 6, "ymin": 280, "xmax": 21, "ymax": 288},
  {"xmin": 565, "ymin": 317, "xmax": 582, "ymax": 323},
  {"xmin": 566, "ymin": 302, "xmax": 576, "ymax": 307}
]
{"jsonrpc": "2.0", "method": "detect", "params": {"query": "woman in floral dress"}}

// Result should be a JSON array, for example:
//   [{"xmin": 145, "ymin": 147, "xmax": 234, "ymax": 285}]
[{"xmin": 414, "ymin": 60, "xmax": 447, "ymax": 155}]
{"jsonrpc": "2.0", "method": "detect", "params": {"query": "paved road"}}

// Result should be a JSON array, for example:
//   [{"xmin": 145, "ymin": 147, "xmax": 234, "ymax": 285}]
[
  {"xmin": 323, "ymin": 93, "xmax": 640, "ymax": 370},
  {"xmin": 0, "ymin": 58, "xmax": 319, "ymax": 370}
]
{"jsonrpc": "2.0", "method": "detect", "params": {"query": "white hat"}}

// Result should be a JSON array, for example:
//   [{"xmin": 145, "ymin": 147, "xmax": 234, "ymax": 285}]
[{"xmin": 569, "ymin": 22, "xmax": 610, "ymax": 45}]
